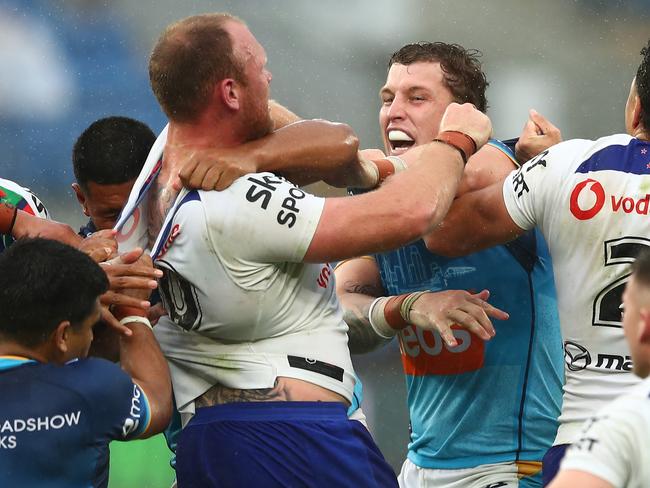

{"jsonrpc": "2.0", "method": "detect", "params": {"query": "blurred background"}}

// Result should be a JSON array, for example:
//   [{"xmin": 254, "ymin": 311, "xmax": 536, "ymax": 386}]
[{"xmin": 0, "ymin": 0, "xmax": 648, "ymax": 486}]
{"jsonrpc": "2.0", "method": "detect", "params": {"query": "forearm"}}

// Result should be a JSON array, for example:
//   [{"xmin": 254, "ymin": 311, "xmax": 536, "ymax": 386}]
[
  {"xmin": 306, "ymin": 142, "xmax": 464, "ymax": 262},
  {"xmin": 340, "ymin": 288, "xmax": 392, "ymax": 354},
  {"xmin": 254, "ymin": 119, "xmax": 362, "ymax": 187},
  {"xmin": 119, "ymin": 321, "xmax": 172, "ymax": 436}
]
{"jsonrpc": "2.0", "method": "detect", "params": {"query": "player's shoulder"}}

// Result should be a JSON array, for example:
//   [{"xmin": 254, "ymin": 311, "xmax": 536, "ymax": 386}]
[{"xmin": 57, "ymin": 358, "xmax": 133, "ymax": 398}]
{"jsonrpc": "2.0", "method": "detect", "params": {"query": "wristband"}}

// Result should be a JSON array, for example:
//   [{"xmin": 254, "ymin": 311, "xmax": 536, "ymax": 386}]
[
  {"xmin": 433, "ymin": 130, "xmax": 478, "ymax": 164},
  {"xmin": 119, "ymin": 315, "xmax": 153, "ymax": 330},
  {"xmin": 0, "ymin": 203, "xmax": 18, "ymax": 235},
  {"xmin": 373, "ymin": 156, "xmax": 408, "ymax": 184},
  {"xmin": 112, "ymin": 305, "xmax": 147, "ymax": 321},
  {"xmin": 368, "ymin": 291, "xmax": 428, "ymax": 339}
]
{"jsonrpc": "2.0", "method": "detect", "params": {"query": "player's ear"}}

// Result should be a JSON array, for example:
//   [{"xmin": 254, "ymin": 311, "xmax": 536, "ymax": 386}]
[
  {"xmin": 53, "ymin": 320, "xmax": 72, "ymax": 355},
  {"xmin": 638, "ymin": 308, "xmax": 650, "ymax": 344},
  {"xmin": 217, "ymin": 78, "xmax": 241, "ymax": 111},
  {"xmin": 72, "ymin": 183, "xmax": 89, "ymax": 217},
  {"xmin": 632, "ymin": 95, "xmax": 643, "ymax": 130}
]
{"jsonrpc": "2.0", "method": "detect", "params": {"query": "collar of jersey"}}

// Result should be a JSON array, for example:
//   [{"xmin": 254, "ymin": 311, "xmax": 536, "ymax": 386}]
[{"xmin": 0, "ymin": 355, "xmax": 37, "ymax": 371}]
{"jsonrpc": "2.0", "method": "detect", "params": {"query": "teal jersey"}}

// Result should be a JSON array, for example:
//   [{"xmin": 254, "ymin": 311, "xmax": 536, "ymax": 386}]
[{"xmin": 375, "ymin": 142, "xmax": 564, "ymax": 471}]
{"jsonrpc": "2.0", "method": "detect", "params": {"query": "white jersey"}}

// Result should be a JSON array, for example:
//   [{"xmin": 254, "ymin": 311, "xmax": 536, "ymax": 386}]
[
  {"xmin": 152, "ymin": 178, "xmax": 356, "ymax": 414},
  {"xmin": 115, "ymin": 129, "xmax": 356, "ymax": 415},
  {"xmin": 502, "ymin": 133, "xmax": 648, "ymax": 445},
  {"xmin": 559, "ymin": 376, "xmax": 650, "ymax": 487}
]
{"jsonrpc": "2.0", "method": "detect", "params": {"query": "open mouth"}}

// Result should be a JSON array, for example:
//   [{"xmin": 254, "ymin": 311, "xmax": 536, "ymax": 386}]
[{"xmin": 388, "ymin": 130, "xmax": 415, "ymax": 155}]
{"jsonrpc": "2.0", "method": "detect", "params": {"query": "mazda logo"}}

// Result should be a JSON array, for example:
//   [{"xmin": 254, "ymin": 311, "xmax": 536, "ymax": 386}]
[{"xmin": 564, "ymin": 341, "xmax": 591, "ymax": 371}]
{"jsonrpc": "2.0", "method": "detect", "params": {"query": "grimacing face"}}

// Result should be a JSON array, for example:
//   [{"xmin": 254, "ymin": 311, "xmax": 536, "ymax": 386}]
[
  {"xmin": 74, "ymin": 179, "xmax": 136, "ymax": 231},
  {"xmin": 379, "ymin": 61, "xmax": 456, "ymax": 156}
]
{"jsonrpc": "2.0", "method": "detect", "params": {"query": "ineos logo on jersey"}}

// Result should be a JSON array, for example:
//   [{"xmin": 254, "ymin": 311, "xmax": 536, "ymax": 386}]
[
  {"xmin": 570, "ymin": 179, "xmax": 606, "ymax": 220},
  {"xmin": 399, "ymin": 326, "xmax": 484, "ymax": 375},
  {"xmin": 564, "ymin": 341, "xmax": 591, "ymax": 371}
]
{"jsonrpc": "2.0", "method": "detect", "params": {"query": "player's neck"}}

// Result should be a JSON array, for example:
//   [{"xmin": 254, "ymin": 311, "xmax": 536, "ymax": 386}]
[{"xmin": 0, "ymin": 341, "xmax": 50, "ymax": 364}]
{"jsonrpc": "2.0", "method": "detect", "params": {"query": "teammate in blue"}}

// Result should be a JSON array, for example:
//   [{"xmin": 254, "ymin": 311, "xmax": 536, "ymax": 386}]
[
  {"xmin": 335, "ymin": 43, "xmax": 564, "ymax": 487},
  {"xmin": 0, "ymin": 238, "xmax": 172, "ymax": 487}
]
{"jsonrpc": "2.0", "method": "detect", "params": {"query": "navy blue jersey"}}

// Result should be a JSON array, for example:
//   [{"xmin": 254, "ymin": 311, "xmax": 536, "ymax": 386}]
[{"xmin": 0, "ymin": 356, "xmax": 151, "ymax": 488}]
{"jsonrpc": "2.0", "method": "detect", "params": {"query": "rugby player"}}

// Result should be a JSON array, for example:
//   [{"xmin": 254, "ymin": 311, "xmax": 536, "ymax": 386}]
[
  {"xmin": 116, "ymin": 13, "xmax": 505, "ymax": 487},
  {"xmin": 549, "ymin": 249, "xmax": 650, "ymax": 488},
  {"xmin": 334, "ymin": 42, "xmax": 563, "ymax": 488},
  {"xmin": 423, "ymin": 39, "xmax": 650, "ymax": 485},
  {"xmin": 0, "ymin": 238, "xmax": 172, "ymax": 487}
]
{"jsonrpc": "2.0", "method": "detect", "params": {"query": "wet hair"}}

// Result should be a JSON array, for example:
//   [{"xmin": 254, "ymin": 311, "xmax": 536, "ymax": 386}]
[
  {"xmin": 73, "ymin": 116, "xmax": 155, "ymax": 190},
  {"xmin": 389, "ymin": 42, "xmax": 489, "ymax": 112},
  {"xmin": 0, "ymin": 238, "xmax": 108, "ymax": 346},
  {"xmin": 636, "ymin": 40, "xmax": 650, "ymax": 131},
  {"xmin": 149, "ymin": 13, "xmax": 246, "ymax": 122}
]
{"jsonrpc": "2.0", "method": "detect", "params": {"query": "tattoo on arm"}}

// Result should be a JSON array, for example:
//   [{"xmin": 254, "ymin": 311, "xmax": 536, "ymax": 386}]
[{"xmin": 342, "ymin": 283, "xmax": 392, "ymax": 354}]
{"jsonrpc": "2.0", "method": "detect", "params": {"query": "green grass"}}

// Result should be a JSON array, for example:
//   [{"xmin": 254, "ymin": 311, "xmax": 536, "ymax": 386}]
[{"xmin": 108, "ymin": 434, "xmax": 175, "ymax": 488}]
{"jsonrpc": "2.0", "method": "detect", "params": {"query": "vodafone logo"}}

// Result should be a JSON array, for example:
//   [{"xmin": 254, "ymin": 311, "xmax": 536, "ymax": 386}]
[
  {"xmin": 570, "ymin": 179, "xmax": 605, "ymax": 220},
  {"xmin": 570, "ymin": 178, "xmax": 650, "ymax": 221}
]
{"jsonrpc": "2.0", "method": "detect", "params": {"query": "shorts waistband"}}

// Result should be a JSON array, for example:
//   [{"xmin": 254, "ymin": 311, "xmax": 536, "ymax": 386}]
[{"xmin": 191, "ymin": 401, "xmax": 348, "ymax": 424}]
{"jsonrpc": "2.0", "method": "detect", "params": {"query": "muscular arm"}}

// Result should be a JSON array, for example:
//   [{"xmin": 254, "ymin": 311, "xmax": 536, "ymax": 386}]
[
  {"xmin": 177, "ymin": 100, "xmax": 377, "ymax": 191},
  {"xmin": 422, "ymin": 145, "xmax": 525, "ymax": 258},
  {"xmin": 305, "ymin": 141, "xmax": 464, "ymax": 262},
  {"xmin": 304, "ymin": 102, "xmax": 491, "ymax": 262},
  {"xmin": 334, "ymin": 258, "xmax": 391, "ymax": 354},
  {"xmin": 422, "ymin": 179, "xmax": 524, "ymax": 257},
  {"xmin": 119, "ymin": 321, "xmax": 172, "ymax": 438}
]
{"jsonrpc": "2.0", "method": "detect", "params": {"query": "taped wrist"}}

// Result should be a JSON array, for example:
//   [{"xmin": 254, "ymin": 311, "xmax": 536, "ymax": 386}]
[
  {"xmin": 368, "ymin": 291, "xmax": 428, "ymax": 338},
  {"xmin": 119, "ymin": 315, "xmax": 153, "ymax": 330},
  {"xmin": 0, "ymin": 203, "xmax": 18, "ymax": 235},
  {"xmin": 112, "ymin": 305, "xmax": 147, "ymax": 320},
  {"xmin": 433, "ymin": 130, "xmax": 478, "ymax": 164},
  {"xmin": 372, "ymin": 156, "xmax": 408, "ymax": 185}
]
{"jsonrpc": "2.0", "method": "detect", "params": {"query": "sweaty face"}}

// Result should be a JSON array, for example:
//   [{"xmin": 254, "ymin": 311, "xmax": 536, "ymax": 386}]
[
  {"xmin": 622, "ymin": 276, "xmax": 650, "ymax": 378},
  {"xmin": 228, "ymin": 22, "xmax": 273, "ymax": 141},
  {"xmin": 77, "ymin": 180, "xmax": 135, "ymax": 231},
  {"xmin": 379, "ymin": 62, "xmax": 456, "ymax": 156}
]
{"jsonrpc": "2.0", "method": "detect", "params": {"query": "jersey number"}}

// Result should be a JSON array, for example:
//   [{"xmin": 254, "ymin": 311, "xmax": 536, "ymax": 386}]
[
  {"xmin": 593, "ymin": 236, "xmax": 650, "ymax": 328},
  {"xmin": 157, "ymin": 260, "xmax": 202, "ymax": 331}
]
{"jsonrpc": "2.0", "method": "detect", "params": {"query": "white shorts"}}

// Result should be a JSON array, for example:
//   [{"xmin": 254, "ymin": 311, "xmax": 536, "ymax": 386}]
[{"xmin": 398, "ymin": 458, "xmax": 542, "ymax": 488}]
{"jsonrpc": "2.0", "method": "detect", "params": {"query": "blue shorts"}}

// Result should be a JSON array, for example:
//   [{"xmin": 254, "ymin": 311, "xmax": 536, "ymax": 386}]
[
  {"xmin": 176, "ymin": 401, "xmax": 397, "ymax": 488},
  {"xmin": 541, "ymin": 444, "xmax": 569, "ymax": 486}
]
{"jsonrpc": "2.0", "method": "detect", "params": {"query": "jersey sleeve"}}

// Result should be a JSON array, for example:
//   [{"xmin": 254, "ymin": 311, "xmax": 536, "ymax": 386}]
[
  {"xmin": 559, "ymin": 396, "xmax": 644, "ymax": 487},
  {"xmin": 502, "ymin": 139, "xmax": 585, "ymax": 232},
  {"xmin": 71, "ymin": 358, "xmax": 152, "ymax": 441},
  {"xmin": 204, "ymin": 173, "xmax": 325, "ymax": 263}
]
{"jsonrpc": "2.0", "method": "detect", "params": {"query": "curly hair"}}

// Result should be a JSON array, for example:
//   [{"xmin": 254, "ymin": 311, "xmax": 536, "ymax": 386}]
[
  {"xmin": 388, "ymin": 42, "xmax": 489, "ymax": 113},
  {"xmin": 636, "ymin": 40, "xmax": 650, "ymax": 131}
]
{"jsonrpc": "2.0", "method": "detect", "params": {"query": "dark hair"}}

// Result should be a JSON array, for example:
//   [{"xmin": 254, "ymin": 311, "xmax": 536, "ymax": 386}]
[
  {"xmin": 632, "ymin": 249, "xmax": 650, "ymax": 288},
  {"xmin": 0, "ymin": 238, "xmax": 108, "ymax": 347},
  {"xmin": 149, "ymin": 13, "xmax": 245, "ymax": 122},
  {"xmin": 636, "ymin": 40, "xmax": 650, "ymax": 131},
  {"xmin": 73, "ymin": 116, "xmax": 155, "ymax": 190},
  {"xmin": 388, "ymin": 42, "xmax": 489, "ymax": 112}
]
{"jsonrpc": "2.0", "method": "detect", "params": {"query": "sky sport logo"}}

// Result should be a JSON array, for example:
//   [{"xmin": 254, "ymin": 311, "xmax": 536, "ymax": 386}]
[{"xmin": 570, "ymin": 178, "xmax": 650, "ymax": 220}]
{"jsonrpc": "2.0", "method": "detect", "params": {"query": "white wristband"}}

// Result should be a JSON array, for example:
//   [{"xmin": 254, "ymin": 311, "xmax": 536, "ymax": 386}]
[
  {"xmin": 368, "ymin": 297, "xmax": 397, "ymax": 339},
  {"xmin": 119, "ymin": 315, "xmax": 153, "ymax": 329}
]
